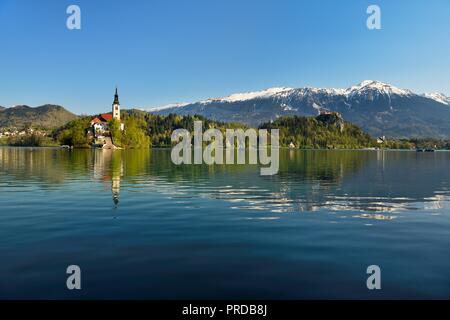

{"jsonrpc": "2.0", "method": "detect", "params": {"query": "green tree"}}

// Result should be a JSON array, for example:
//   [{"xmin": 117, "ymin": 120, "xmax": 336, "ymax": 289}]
[
  {"xmin": 121, "ymin": 116, "xmax": 150, "ymax": 148},
  {"xmin": 110, "ymin": 118, "xmax": 123, "ymax": 147},
  {"xmin": 55, "ymin": 117, "xmax": 91, "ymax": 147}
]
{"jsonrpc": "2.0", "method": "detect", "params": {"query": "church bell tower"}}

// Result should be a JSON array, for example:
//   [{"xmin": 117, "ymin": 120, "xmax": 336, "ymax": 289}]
[{"xmin": 112, "ymin": 87, "xmax": 120, "ymax": 121}]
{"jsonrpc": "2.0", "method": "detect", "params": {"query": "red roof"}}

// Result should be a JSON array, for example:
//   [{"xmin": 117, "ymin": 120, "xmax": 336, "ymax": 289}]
[
  {"xmin": 91, "ymin": 117, "xmax": 102, "ymax": 124},
  {"xmin": 100, "ymin": 113, "xmax": 113, "ymax": 121}
]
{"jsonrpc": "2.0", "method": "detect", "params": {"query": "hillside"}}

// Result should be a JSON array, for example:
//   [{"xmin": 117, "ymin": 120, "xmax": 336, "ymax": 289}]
[
  {"xmin": 150, "ymin": 80, "xmax": 450, "ymax": 139},
  {"xmin": 121, "ymin": 111, "xmax": 375, "ymax": 149},
  {"xmin": 260, "ymin": 113, "xmax": 376, "ymax": 149},
  {"xmin": 0, "ymin": 104, "xmax": 77, "ymax": 129},
  {"xmin": 122, "ymin": 111, "xmax": 247, "ymax": 147}
]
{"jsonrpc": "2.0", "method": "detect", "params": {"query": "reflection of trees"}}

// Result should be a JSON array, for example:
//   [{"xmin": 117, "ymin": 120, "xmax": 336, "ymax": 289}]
[
  {"xmin": 144, "ymin": 149, "xmax": 368, "ymax": 186},
  {"xmin": 279, "ymin": 150, "xmax": 368, "ymax": 183},
  {"xmin": 266, "ymin": 150, "xmax": 371, "ymax": 212},
  {"xmin": 1, "ymin": 147, "xmax": 449, "ymax": 215},
  {"xmin": 0, "ymin": 148, "xmax": 87, "ymax": 184},
  {"xmin": 146, "ymin": 148, "xmax": 259, "ymax": 183},
  {"xmin": 93, "ymin": 149, "xmax": 151, "ymax": 206},
  {"xmin": 144, "ymin": 149, "xmax": 450, "ymax": 215},
  {"xmin": 1, "ymin": 147, "xmax": 365, "ymax": 191},
  {"xmin": 0, "ymin": 147, "xmax": 151, "ymax": 207}
]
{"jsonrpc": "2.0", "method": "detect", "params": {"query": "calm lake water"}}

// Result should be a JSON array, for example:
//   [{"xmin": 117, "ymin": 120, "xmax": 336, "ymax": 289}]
[{"xmin": 0, "ymin": 147, "xmax": 449, "ymax": 299}]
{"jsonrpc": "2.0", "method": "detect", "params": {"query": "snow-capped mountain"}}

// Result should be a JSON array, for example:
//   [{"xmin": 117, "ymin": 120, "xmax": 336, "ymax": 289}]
[
  {"xmin": 147, "ymin": 102, "xmax": 191, "ymax": 112},
  {"xmin": 149, "ymin": 80, "xmax": 450, "ymax": 138},
  {"xmin": 202, "ymin": 87, "xmax": 294, "ymax": 103},
  {"xmin": 344, "ymin": 80, "xmax": 413, "ymax": 98},
  {"xmin": 423, "ymin": 92, "xmax": 449, "ymax": 105}
]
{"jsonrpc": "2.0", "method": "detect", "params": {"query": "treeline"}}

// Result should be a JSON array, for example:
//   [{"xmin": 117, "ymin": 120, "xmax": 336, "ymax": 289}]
[
  {"xmin": 122, "ymin": 110, "xmax": 246, "ymax": 147},
  {"xmin": 55, "ymin": 116, "xmax": 92, "ymax": 148},
  {"xmin": 259, "ymin": 115, "xmax": 377, "ymax": 149},
  {"xmin": 408, "ymin": 138, "xmax": 450, "ymax": 150},
  {"xmin": 1, "ymin": 134, "xmax": 57, "ymax": 147},
  {"xmin": 380, "ymin": 138, "xmax": 450, "ymax": 150},
  {"xmin": 4, "ymin": 110, "xmax": 449, "ymax": 150}
]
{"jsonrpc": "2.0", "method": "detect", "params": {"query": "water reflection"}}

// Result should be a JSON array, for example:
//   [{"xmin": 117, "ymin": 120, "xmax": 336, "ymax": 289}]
[
  {"xmin": 0, "ymin": 147, "xmax": 449, "ymax": 219},
  {"xmin": 93, "ymin": 150, "xmax": 124, "ymax": 206}
]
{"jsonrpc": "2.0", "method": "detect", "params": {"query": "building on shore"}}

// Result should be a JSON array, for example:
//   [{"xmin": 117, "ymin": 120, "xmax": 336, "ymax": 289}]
[
  {"xmin": 90, "ymin": 88, "xmax": 124, "ymax": 140},
  {"xmin": 377, "ymin": 136, "xmax": 386, "ymax": 144}
]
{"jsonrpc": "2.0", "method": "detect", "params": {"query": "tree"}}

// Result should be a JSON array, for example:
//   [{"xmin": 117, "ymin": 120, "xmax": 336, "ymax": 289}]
[
  {"xmin": 109, "ymin": 118, "xmax": 122, "ymax": 147},
  {"xmin": 56, "ymin": 117, "xmax": 91, "ymax": 147},
  {"xmin": 121, "ymin": 116, "xmax": 150, "ymax": 148}
]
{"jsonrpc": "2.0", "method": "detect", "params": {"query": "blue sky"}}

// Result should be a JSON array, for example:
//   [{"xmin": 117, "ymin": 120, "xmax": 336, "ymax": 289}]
[{"xmin": 0, "ymin": 0, "xmax": 449, "ymax": 114}]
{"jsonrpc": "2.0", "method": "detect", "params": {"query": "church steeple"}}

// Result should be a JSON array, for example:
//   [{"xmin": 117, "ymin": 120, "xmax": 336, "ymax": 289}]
[
  {"xmin": 112, "ymin": 87, "xmax": 121, "ymax": 120},
  {"xmin": 113, "ymin": 87, "xmax": 120, "ymax": 105}
]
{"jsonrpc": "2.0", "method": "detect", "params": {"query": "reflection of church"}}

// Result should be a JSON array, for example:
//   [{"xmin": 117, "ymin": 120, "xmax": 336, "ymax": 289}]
[
  {"xmin": 112, "ymin": 174, "xmax": 121, "ymax": 206},
  {"xmin": 92, "ymin": 149, "xmax": 123, "ymax": 206}
]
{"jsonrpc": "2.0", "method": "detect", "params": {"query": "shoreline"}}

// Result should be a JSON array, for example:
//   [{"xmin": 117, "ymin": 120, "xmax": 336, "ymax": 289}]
[{"xmin": 1, "ymin": 145, "xmax": 449, "ymax": 152}]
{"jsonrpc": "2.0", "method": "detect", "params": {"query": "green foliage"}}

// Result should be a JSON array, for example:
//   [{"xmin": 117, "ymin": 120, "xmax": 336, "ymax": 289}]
[
  {"xmin": 407, "ymin": 138, "xmax": 450, "ymax": 150},
  {"xmin": 120, "ymin": 116, "xmax": 150, "ymax": 148},
  {"xmin": 259, "ymin": 114, "xmax": 376, "ymax": 149},
  {"xmin": 55, "ymin": 117, "xmax": 92, "ymax": 148},
  {"xmin": 109, "ymin": 118, "xmax": 122, "ymax": 146},
  {"xmin": 4, "ymin": 134, "xmax": 58, "ymax": 147},
  {"xmin": 121, "ymin": 111, "xmax": 244, "ymax": 147},
  {"xmin": 382, "ymin": 139, "xmax": 414, "ymax": 150},
  {"xmin": 120, "ymin": 112, "xmax": 378, "ymax": 149}
]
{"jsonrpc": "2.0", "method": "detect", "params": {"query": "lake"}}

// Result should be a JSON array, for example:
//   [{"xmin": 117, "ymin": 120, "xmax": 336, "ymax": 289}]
[{"xmin": 0, "ymin": 147, "xmax": 449, "ymax": 299}]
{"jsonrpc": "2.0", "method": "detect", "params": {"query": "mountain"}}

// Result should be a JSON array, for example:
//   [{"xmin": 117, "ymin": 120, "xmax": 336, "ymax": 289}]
[
  {"xmin": 423, "ymin": 92, "xmax": 450, "ymax": 105},
  {"xmin": 0, "ymin": 104, "xmax": 77, "ymax": 129},
  {"xmin": 149, "ymin": 80, "xmax": 450, "ymax": 138}
]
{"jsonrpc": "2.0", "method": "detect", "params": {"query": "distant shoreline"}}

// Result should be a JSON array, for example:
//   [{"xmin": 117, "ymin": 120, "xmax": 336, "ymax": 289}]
[{"xmin": 2, "ymin": 145, "xmax": 450, "ymax": 152}]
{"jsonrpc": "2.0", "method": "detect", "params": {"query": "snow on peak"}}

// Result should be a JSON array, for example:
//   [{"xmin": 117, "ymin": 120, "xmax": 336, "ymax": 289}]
[
  {"xmin": 423, "ymin": 92, "xmax": 449, "ymax": 105},
  {"xmin": 345, "ymin": 80, "xmax": 412, "ymax": 97},
  {"xmin": 146, "ymin": 102, "xmax": 190, "ymax": 112},
  {"xmin": 298, "ymin": 87, "xmax": 346, "ymax": 96},
  {"xmin": 206, "ymin": 87, "xmax": 293, "ymax": 103},
  {"xmin": 146, "ymin": 80, "xmax": 435, "ymax": 112}
]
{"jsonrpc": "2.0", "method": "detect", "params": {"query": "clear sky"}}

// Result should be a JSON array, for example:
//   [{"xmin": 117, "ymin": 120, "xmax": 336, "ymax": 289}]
[{"xmin": 0, "ymin": 0, "xmax": 449, "ymax": 114}]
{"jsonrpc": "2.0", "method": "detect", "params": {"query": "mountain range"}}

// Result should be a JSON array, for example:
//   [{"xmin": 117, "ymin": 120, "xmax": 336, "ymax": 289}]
[
  {"xmin": 149, "ymin": 80, "xmax": 450, "ymax": 138},
  {"xmin": 1, "ymin": 81, "xmax": 449, "ymax": 138},
  {"xmin": 0, "ymin": 104, "xmax": 77, "ymax": 129}
]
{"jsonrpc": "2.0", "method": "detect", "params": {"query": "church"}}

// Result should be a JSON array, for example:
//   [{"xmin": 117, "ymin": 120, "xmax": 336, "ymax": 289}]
[{"xmin": 90, "ymin": 88, "xmax": 124, "ymax": 138}]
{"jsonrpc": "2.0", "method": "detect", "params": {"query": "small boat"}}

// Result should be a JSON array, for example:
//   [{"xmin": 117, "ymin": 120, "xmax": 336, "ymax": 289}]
[
  {"xmin": 416, "ymin": 149, "xmax": 424, "ymax": 152},
  {"xmin": 424, "ymin": 149, "xmax": 435, "ymax": 152}
]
